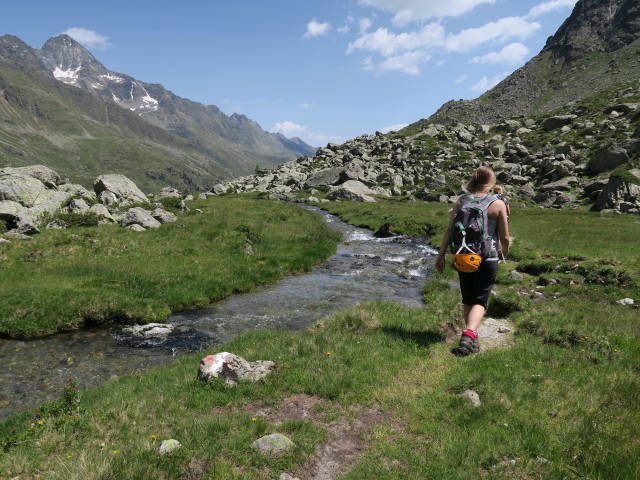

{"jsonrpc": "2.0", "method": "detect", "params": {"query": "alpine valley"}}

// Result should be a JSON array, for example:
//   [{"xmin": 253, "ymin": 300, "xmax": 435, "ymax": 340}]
[{"xmin": 0, "ymin": 34, "xmax": 315, "ymax": 192}]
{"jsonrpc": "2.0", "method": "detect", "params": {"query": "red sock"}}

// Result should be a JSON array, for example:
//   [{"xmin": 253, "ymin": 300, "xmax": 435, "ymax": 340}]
[{"xmin": 463, "ymin": 329, "xmax": 477, "ymax": 339}]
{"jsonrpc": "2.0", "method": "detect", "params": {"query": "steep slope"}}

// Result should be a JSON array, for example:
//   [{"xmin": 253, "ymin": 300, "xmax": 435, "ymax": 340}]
[
  {"xmin": 36, "ymin": 35, "xmax": 315, "ymax": 167},
  {"xmin": 416, "ymin": 0, "xmax": 640, "ymax": 127},
  {"xmin": 0, "ymin": 34, "xmax": 315, "ymax": 190},
  {"xmin": 0, "ymin": 66, "xmax": 226, "ymax": 192}
]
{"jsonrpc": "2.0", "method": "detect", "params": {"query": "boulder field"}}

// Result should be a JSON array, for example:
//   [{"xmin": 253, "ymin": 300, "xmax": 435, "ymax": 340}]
[
  {"xmin": 209, "ymin": 101, "xmax": 640, "ymax": 214},
  {"xmin": 0, "ymin": 166, "xmax": 180, "ymax": 236}
]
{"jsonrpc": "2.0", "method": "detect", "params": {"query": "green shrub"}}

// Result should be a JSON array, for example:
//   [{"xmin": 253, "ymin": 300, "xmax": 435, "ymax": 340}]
[
  {"xmin": 53, "ymin": 212, "xmax": 101, "ymax": 227},
  {"xmin": 234, "ymin": 223, "xmax": 264, "ymax": 243},
  {"xmin": 158, "ymin": 196, "xmax": 184, "ymax": 210}
]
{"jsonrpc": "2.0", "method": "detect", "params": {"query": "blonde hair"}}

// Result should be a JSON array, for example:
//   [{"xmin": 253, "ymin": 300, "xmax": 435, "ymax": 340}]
[
  {"xmin": 494, "ymin": 185, "xmax": 504, "ymax": 194},
  {"xmin": 465, "ymin": 166, "xmax": 496, "ymax": 194}
]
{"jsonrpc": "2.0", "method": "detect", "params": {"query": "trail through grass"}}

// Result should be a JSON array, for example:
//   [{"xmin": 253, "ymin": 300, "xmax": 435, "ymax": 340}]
[{"xmin": 1, "ymin": 198, "xmax": 638, "ymax": 479}]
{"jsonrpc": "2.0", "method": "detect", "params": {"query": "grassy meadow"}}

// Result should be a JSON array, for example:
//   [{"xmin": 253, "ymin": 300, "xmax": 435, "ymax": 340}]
[
  {"xmin": 0, "ymin": 196, "xmax": 342, "ymax": 338},
  {"xmin": 1, "ymin": 198, "xmax": 639, "ymax": 479}
]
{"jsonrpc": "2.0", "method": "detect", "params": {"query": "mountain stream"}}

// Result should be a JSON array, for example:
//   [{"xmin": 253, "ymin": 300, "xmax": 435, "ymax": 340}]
[{"xmin": 0, "ymin": 206, "xmax": 438, "ymax": 418}]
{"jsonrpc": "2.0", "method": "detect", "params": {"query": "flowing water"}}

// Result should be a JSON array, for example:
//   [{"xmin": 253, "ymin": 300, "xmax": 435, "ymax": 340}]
[{"xmin": 0, "ymin": 206, "xmax": 438, "ymax": 418}]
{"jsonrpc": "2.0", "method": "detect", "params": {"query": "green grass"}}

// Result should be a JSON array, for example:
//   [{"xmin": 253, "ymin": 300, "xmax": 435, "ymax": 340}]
[
  {"xmin": 0, "ymin": 196, "xmax": 342, "ymax": 338},
  {"xmin": 1, "ymin": 199, "xmax": 639, "ymax": 479}
]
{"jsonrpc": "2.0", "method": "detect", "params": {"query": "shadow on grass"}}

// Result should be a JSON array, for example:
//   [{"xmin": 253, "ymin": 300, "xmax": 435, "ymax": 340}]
[{"xmin": 381, "ymin": 326, "xmax": 445, "ymax": 348}]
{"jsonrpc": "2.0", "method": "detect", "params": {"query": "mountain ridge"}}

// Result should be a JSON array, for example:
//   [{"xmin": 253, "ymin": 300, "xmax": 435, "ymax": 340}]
[
  {"xmin": 0, "ymin": 34, "xmax": 315, "ymax": 191},
  {"xmin": 416, "ymin": 0, "xmax": 640, "ymax": 128}
]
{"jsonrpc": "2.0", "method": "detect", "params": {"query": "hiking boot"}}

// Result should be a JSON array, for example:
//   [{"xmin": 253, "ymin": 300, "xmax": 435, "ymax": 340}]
[{"xmin": 457, "ymin": 334, "xmax": 480, "ymax": 356}]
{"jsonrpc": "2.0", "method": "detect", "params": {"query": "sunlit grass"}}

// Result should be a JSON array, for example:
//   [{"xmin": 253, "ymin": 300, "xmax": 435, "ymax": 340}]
[{"xmin": 0, "ymin": 196, "xmax": 342, "ymax": 337}]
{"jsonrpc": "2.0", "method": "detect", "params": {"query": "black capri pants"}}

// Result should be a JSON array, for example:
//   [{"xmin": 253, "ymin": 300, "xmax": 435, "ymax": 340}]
[{"xmin": 458, "ymin": 259, "xmax": 499, "ymax": 308}]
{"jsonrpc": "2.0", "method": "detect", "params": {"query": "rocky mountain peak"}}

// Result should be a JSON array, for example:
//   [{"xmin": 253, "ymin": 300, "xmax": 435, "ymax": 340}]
[
  {"xmin": 0, "ymin": 35, "xmax": 48, "ymax": 72},
  {"xmin": 40, "ymin": 34, "xmax": 107, "ymax": 85},
  {"xmin": 420, "ymin": 0, "xmax": 640, "ymax": 127},
  {"xmin": 542, "ymin": 0, "xmax": 640, "ymax": 65}
]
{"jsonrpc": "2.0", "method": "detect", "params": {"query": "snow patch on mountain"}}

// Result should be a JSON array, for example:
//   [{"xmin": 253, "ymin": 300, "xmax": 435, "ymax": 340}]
[
  {"xmin": 53, "ymin": 65, "xmax": 81, "ymax": 85},
  {"xmin": 101, "ymin": 73, "xmax": 125, "ymax": 83}
]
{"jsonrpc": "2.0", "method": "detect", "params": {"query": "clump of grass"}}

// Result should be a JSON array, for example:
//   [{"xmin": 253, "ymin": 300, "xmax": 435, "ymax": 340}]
[
  {"xmin": 158, "ymin": 196, "xmax": 184, "ymax": 210},
  {"xmin": 52, "ymin": 211, "xmax": 101, "ymax": 227},
  {"xmin": 487, "ymin": 289, "xmax": 530, "ymax": 318}
]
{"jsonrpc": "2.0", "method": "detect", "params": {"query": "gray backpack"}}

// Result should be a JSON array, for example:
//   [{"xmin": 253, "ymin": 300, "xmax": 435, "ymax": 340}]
[{"xmin": 449, "ymin": 194, "xmax": 498, "ymax": 259}]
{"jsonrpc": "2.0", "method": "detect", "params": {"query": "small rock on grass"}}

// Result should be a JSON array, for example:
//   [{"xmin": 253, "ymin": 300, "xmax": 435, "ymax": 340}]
[
  {"xmin": 508, "ymin": 270, "xmax": 524, "ymax": 281},
  {"xmin": 458, "ymin": 389, "xmax": 482, "ymax": 407},
  {"xmin": 617, "ymin": 298, "xmax": 634, "ymax": 305},
  {"xmin": 198, "ymin": 352, "xmax": 276, "ymax": 386},
  {"xmin": 251, "ymin": 433, "xmax": 296, "ymax": 454},
  {"xmin": 280, "ymin": 474, "xmax": 300, "ymax": 480},
  {"xmin": 159, "ymin": 439, "xmax": 181, "ymax": 455}
]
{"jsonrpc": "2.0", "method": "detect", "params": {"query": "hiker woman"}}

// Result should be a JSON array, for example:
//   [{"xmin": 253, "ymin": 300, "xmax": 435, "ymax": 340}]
[
  {"xmin": 493, "ymin": 185, "xmax": 511, "ymax": 218},
  {"xmin": 435, "ymin": 166, "xmax": 510, "ymax": 356}
]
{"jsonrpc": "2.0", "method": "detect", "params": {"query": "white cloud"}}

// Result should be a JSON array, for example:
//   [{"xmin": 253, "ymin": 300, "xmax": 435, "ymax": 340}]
[
  {"xmin": 445, "ymin": 17, "xmax": 540, "ymax": 52},
  {"xmin": 348, "ymin": 16, "xmax": 538, "ymax": 59},
  {"xmin": 359, "ymin": 17, "xmax": 373, "ymax": 34},
  {"xmin": 358, "ymin": 0, "xmax": 496, "ymax": 25},
  {"xmin": 271, "ymin": 121, "xmax": 308, "ymax": 137},
  {"xmin": 63, "ymin": 27, "xmax": 111, "ymax": 50},
  {"xmin": 379, "ymin": 51, "xmax": 430, "ymax": 74},
  {"xmin": 456, "ymin": 74, "xmax": 468, "ymax": 83},
  {"xmin": 299, "ymin": 102, "xmax": 314, "ymax": 109},
  {"xmin": 470, "ymin": 71, "xmax": 509, "ymax": 92},
  {"xmin": 347, "ymin": 22, "xmax": 446, "ymax": 57},
  {"xmin": 303, "ymin": 19, "xmax": 332, "ymax": 38},
  {"xmin": 471, "ymin": 42, "xmax": 530, "ymax": 65},
  {"xmin": 526, "ymin": 0, "xmax": 578, "ymax": 19},
  {"xmin": 381, "ymin": 123, "xmax": 408, "ymax": 133}
]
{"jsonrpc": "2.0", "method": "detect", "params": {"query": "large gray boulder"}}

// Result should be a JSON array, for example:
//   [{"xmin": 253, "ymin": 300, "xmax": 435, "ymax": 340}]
[
  {"xmin": 596, "ymin": 175, "xmax": 640, "ymax": 213},
  {"xmin": 0, "ymin": 172, "xmax": 49, "ymax": 207},
  {"xmin": 540, "ymin": 115, "xmax": 577, "ymax": 131},
  {"xmin": 326, "ymin": 180, "xmax": 378, "ymax": 202},
  {"xmin": 94, "ymin": 174, "xmax": 148, "ymax": 206},
  {"xmin": 0, "ymin": 171, "xmax": 70, "ymax": 220},
  {"xmin": 67, "ymin": 198, "xmax": 91, "ymax": 214},
  {"xmin": 0, "ymin": 165, "xmax": 64, "ymax": 188},
  {"xmin": 198, "ymin": 352, "xmax": 276, "ymax": 386},
  {"xmin": 59, "ymin": 183, "xmax": 97, "ymax": 202},
  {"xmin": 155, "ymin": 187, "xmax": 181, "ymax": 200},
  {"xmin": 120, "ymin": 207, "xmax": 162, "ymax": 229},
  {"xmin": 305, "ymin": 167, "xmax": 344, "ymax": 188},
  {"xmin": 589, "ymin": 144, "xmax": 630, "ymax": 173},
  {"xmin": 89, "ymin": 204, "xmax": 116, "ymax": 223},
  {"xmin": 0, "ymin": 200, "xmax": 39, "ymax": 235},
  {"xmin": 151, "ymin": 208, "xmax": 178, "ymax": 224}
]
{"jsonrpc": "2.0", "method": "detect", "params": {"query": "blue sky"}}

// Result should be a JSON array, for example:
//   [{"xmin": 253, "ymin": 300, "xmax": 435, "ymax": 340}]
[{"xmin": 2, "ymin": 0, "xmax": 578, "ymax": 146}]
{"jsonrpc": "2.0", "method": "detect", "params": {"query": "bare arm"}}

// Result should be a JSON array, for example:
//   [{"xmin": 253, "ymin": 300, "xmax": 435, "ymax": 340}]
[
  {"xmin": 435, "ymin": 200, "xmax": 460, "ymax": 273},
  {"xmin": 496, "ymin": 202, "xmax": 510, "ymax": 259}
]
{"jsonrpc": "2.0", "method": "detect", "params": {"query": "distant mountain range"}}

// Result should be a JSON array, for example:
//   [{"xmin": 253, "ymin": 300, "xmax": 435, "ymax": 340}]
[
  {"xmin": 413, "ymin": 0, "xmax": 640, "ymax": 128},
  {"xmin": 0, "ymin": 34, "xmax": 315, "ymax": 191}
]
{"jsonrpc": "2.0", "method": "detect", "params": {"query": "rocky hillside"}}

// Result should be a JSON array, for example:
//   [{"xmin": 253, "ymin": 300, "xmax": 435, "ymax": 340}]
[
  {"xmin": 0, "ymin": 34, "xmax": 315, "ymax": 191},
  {"xmin": 209, "ymin": 0, "xmax": 640, "ymax": 216},
  {"xmin": 418, "ymin": 0, "xmax": 640, "ymax": 127},
  {"xmin": 211, "ymin": 83, "xmax": 640, "ymax": 215}
]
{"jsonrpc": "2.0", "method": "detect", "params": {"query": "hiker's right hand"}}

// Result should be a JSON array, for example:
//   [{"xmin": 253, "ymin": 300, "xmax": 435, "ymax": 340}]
[{"xmin": 435, "ymin": 253, "xmax": 445, "ymax": 273}]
